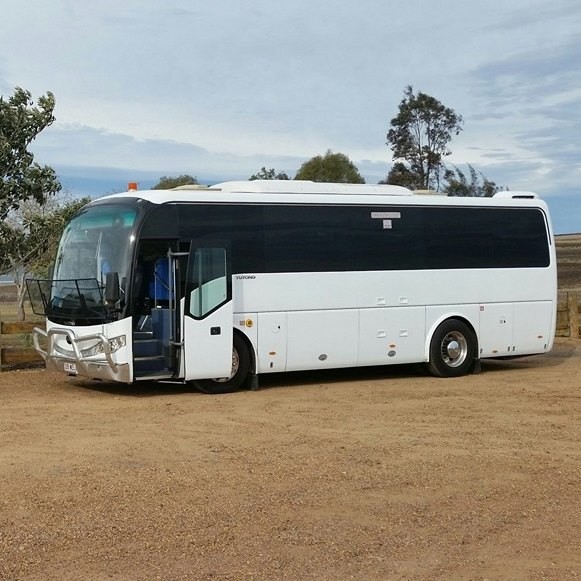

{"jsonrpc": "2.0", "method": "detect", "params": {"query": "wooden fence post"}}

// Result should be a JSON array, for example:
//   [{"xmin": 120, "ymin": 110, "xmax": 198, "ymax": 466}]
[
  {"xmin": 0, "ymin": 320, "xmax": 44, "ymax": 369},
  {"xmin": 568, "ymin": 292, "xmax": 579, "ymax": 339}
]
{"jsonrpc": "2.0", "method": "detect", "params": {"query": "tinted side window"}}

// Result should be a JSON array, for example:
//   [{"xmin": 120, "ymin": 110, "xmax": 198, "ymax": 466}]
[
  {"xmin": 140, "ymin": 204, "xmax": 179, "ymax": 238},
  {"xmin": 178, "ymin": 205, "xmax": 265, "ymax": 274},
  {"xmin": 264, "ymin": 205, "xmax": 549, "ymax": 272},
  {"xmin": 350, "ymin": 206, "xmax": 425, "ymax": 270},
  {"xmin": 172, "ymin": 203, "xmax": 549, "ymax": 273},
  {"xmin": 421, "ymin": 207, "xmax": 549, "ymax": 269},
  {"xmin": 264, "ymin": 206, "xmax": 352, "ymax": 272}
]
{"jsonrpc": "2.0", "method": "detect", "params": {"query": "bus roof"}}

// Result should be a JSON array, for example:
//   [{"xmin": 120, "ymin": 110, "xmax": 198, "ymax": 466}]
[
  {"xmin": 210, "ymin": 180, "xmax": 413, "ymax": 196},
  {"xmin": 94, "ymin": 180, "xmax": 546, "ymax": 209}
]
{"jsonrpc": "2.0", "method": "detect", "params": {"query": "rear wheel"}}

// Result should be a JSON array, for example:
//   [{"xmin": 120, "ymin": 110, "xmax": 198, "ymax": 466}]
[
  {"xmin": 194, "ymin": 333, "xmax": 250, "ymax": 394},
  {"xmin": 427, "ymin": 319, "xmax": 477, "ymax": 378}
]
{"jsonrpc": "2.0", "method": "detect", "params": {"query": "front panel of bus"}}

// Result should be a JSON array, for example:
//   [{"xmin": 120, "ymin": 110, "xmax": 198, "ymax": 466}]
[{"xmin": 28, "ymin": 197, "xmax": 235, "ymax": 384}]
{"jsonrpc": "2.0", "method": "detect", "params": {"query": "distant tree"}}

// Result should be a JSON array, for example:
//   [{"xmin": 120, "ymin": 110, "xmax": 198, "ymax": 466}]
[
  {"xmin": 249, "ymin": 167, "xmax": 290, "ymax": 181},
  {"xmin": 0, "ymin": 87, "xmax": 62, "ymax": 220},
  {"xmin": 295, "ymin": 150, "xmax": 365, "ymax": 183},
  {"xmin": 379, "ymin": 161, "xmax": 421, "ymax": 189},
  {"xmin": 153, "ymin": 174, "xmax": 198, "ymax": 189},
  {"xmin": 444, "ymin": 164, "xmax": 503, "ymax": 197},
  {"xmin": 386, "ymin": 86, "xmax": 463, "ymax": 190},
  {"xmin": 0, "ymin": 196, "xmax": 89, "ymax": 320}
]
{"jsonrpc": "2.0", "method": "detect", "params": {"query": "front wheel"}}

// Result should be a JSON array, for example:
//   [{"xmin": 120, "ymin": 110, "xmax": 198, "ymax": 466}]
[
  {"xmin": 194, "ymin": 333, "xmax": 251, "ymax": 394},
  {"xmin": 427, "ymin": 319, "xmax": 477, "ymax": 378}
]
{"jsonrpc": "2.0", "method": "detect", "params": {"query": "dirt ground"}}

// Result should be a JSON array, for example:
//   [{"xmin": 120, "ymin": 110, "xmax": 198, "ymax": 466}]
[{"xmin": 0, "ymin": 340, "xmax": 579, "ymax": 580}]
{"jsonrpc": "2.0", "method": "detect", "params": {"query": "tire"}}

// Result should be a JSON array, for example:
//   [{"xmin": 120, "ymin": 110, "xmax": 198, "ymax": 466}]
[
  {"xmin": 427, "ymin": 319, "xmax": 477, "ymax": 378},
  {"xmin": 194, "ymin": 333, "xmax": 251, "ymax": 394}
]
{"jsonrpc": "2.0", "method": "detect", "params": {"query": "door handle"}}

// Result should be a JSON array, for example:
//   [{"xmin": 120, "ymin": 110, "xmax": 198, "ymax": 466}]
[{"xmin": 210, "ymin": 327, "xmax": 221, "ymax": 335}]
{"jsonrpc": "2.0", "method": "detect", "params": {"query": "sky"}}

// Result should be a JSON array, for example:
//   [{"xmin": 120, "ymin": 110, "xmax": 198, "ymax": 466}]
[{"xmin": 1, "ymin": 0, "xmax": 580, "ymax": 233}]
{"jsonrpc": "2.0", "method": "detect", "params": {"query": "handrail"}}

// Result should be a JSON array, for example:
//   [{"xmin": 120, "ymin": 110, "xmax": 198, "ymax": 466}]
[{"xmin": 32, "ymin": 327, "xmax": 48, "ymax": 360}]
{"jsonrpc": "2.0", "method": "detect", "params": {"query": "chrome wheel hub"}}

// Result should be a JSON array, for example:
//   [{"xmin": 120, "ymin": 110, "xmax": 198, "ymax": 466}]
[{"xmin": 441, "ymin": 331, "xmax": 468, "ymax": 367}]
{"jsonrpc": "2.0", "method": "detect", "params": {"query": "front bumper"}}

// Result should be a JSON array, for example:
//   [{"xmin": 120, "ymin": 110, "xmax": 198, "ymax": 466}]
[
  {"xmin": 47, "ymin": 356, "xmax": 131, "ymax": 383},
  {"xmin": 33, "ymin": 326, "xmax": 131, "ymax": 383}
]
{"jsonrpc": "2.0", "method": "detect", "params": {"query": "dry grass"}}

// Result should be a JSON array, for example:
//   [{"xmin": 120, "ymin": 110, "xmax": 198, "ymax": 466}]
[{"xmin": 556, "ymin": 234, "xmax": 581, "ymax": 290}]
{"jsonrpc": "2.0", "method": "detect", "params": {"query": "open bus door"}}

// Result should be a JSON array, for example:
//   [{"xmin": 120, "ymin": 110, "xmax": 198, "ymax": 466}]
[
  {"xmin": 180, "ymin": 246, "xmax": 233, "ymax": 381},
  {"xmin": 132, "ymin": 244, "xmax": 186, "ymax": 380}
]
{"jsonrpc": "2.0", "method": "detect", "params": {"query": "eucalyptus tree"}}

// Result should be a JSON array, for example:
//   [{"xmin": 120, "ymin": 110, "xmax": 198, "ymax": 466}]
[
  {"xmin": 0, "ymin": 87, "xmax": 61, "ymax": 220},
  {"xmin": 295, "ymin": 150, "xmax": 365, "ymax": 183},
  {"xmin": 152, "ymin": 175, "xmax": 198, "ymax": 189},
  {"xmin": 385, "ymin": 86, "xmax": 463, "ymax": 190},
  {"xmin": 0, "ymin": 197, "xmax": 89, "ymax": 320},
  {"xmin": 249, "ymin": 167, "xmax": 290, "ymax": 180},
  {"xmin": 444, "ymin": 164, "xmax": 502, "ymax": 197}
]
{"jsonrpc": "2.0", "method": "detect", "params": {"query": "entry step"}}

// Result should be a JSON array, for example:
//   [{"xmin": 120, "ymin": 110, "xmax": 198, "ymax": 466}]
[
  {"xmin": 133, "ymin": 337, "xmax": 160, "ymax": 358},
  {"xmin": 134, "ymin": 354, "xmax": 167, "ymax": 375},
  {"xmin": 134, "ymin": 372, "xmax": 175, "ymax": 381}
]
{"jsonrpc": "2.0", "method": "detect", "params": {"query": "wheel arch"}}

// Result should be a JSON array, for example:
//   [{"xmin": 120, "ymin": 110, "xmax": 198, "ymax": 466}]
[
  {"xmin": 425, "ymin": 314, "xmax": 479, "ymax": 362},
  {"xmin": 234, "ymin": 327, "xmax": 257, "ymax": 375}
]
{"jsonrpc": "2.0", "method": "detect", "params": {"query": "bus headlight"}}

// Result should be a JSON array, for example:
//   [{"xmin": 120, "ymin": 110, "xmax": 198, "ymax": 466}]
[
  {"xmin": 81, "ymin": 335, "xmax": 126, "ymax": 358},
  {"xmin": 107, "ymin": 335, "xmax": 127, "ymax": 353}
]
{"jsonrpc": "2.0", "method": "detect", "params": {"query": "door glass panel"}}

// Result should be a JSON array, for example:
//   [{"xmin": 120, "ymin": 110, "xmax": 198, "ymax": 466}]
[{"xmin": 189, "ymin": 248, "xmax": 227, "ymax": 318}]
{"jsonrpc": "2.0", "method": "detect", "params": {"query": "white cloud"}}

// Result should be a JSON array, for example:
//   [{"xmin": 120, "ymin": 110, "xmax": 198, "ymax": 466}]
[{"xmin": 1, "ymin": 0, "xmax": 580, "ymax": 231}]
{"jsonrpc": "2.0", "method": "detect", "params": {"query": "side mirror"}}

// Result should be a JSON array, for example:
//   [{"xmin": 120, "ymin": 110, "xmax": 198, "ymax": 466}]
[{"xmin": 105, "ymin": 271, "xmax": 120, "ymax": 304}]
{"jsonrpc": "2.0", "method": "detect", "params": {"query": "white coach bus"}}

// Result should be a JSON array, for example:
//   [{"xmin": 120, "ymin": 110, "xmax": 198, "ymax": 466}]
[{"xmin": 27, "ymin": 180, "xmax": 557, "ymax": 393}]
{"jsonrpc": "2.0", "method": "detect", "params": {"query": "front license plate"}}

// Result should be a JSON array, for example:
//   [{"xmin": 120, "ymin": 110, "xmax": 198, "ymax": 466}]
[{"xmin": 64, "ymin": 362, "xmax": 77, "ymax": 374}]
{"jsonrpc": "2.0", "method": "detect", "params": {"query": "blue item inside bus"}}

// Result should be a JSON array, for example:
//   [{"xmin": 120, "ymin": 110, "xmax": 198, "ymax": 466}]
[{"xmin": 149, "ymin": 258, "xmax": 171, "ymax": 303}]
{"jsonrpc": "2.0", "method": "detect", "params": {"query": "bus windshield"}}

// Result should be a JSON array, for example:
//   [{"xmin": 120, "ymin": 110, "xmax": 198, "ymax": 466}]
[{"xmin": 49, "ymin": 204, "xmax": 137, "ymax": 322}]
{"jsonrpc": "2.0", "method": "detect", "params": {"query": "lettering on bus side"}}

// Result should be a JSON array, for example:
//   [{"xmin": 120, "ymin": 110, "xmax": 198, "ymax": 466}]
[
  {"xmin": 371, "ymin": 211, "xmax": 401, "ymax": 230},
  {"xmin": 235, "ymin": 275, "xmax": 256, "ymax": 280}
]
